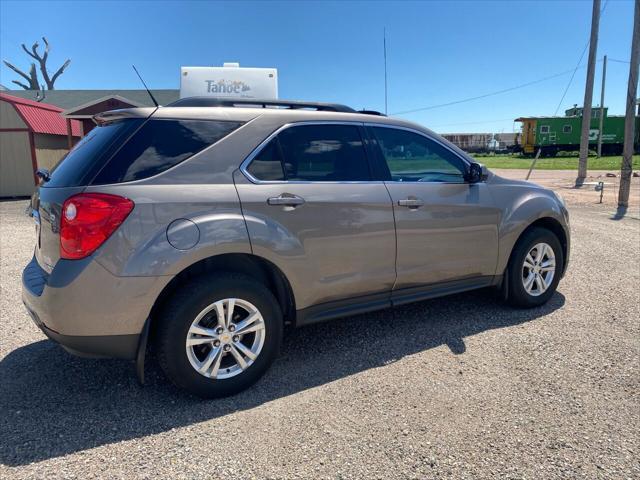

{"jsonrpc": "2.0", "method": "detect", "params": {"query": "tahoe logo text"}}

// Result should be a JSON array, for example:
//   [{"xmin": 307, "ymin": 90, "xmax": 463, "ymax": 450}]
[{"xmin": 205, "ymin": 79, "xmax": 251, "ymax": 94}]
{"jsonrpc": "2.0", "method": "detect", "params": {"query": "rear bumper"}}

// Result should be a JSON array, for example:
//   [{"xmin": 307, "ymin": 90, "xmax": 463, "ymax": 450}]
[
  {"xmin": 24, "ymin": 304, "xmax": 139, "ymax": 359},
  {"xmin": 22, "ymin": 255, "xmax": 169, "ymax": 360}
]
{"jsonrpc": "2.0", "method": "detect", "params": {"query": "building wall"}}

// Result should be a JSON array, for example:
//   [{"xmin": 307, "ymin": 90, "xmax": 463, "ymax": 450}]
[
  {"xmin": 33, "ymin": 133, "xmax": 71, "ymax": 171},
  {"xmin": 0, "ymin": 101, "xmax": 27, "ymax": 129},
  {"xmin": 0, "ymin": 131, "xmax": 34, "ymax": 197}
]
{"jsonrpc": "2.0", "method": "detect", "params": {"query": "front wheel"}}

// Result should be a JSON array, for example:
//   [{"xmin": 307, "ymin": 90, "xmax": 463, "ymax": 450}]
[
  {"xmin": 155, "ymin": 273, "xmax": 283, "ymax": 398},
  {"xmin": 507, "ymin": 227, "xmax": 563, "ymax": 308}
]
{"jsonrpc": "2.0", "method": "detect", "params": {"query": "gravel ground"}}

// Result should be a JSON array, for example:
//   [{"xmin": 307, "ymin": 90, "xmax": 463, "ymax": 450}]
[
  {"xmin": 492, "ymin": 169, "xmax": 640, "ymax": 213},
  {"xmin": 1, "ymin": 196, "xmax": 638, "ymax": 479}
]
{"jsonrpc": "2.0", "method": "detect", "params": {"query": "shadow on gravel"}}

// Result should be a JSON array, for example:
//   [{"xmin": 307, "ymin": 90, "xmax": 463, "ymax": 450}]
[{"xmin": 0, "ymin": 289, "xmax": 564, "ymax": 466}]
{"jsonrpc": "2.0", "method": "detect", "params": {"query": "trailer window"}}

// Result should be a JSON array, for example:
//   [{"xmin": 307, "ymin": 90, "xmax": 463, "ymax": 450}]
[
  {"xmin": 540, "ymin": 125, "xmax": 550, "ymax": 134},
  {"xmin": 563, "ymin": 125, "xmax": 572, "ymax": 134}
]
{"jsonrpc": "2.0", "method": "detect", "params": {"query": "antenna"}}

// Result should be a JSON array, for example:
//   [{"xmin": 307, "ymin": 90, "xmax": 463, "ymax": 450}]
[
  {"xmin": 132, "ymin": 65, "xmax": 159, "ymax": 107},
  {"xmin": 383, "ymin": 28, "xmax": 388, "ymax": 115}
]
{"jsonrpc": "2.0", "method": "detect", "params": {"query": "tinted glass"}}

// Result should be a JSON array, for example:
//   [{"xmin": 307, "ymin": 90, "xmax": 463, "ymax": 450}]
[
  {"xmin": 373, "ymin": 127, "xmax": 465, "ymax": 183},
  {"xmin": 372, "ymin": 127, "xmax": 466, "ymax": 183},
  {"xmin": 45, "ymin": 119, "xmax": 143, "ymax": 187},
  {"xmin": 246, "ymin": 138, "xmax": 285, "ymax": 181},
  {"xmin": 92, "ymin": 119, "xmax": 242, "ymax": 184},
  {"xmin": 277, "ymin": 125, "xmax": 370, "ymax": 181}
]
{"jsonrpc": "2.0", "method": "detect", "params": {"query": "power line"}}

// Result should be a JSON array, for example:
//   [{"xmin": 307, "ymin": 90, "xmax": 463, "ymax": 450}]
[
  {"xmin": 391, "ymin": 66, "xmax": 587, "ymax": 116},
  {"xmin": 608, "ymin": 58, "xmax": 631, "ymax": 64}
]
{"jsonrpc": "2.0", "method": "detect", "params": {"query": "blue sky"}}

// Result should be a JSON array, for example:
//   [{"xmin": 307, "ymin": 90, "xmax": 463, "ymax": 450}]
[{"xmin": 0, "ymin": 0, "xmax": 635, "ymax": 133}]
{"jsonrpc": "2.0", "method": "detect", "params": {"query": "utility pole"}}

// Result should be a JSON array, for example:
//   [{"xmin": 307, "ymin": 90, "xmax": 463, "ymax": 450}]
[
  {"xmin": 618, "ymin": 0, "xmax": 640, "ymax": 208},
  {"xmin": 597, "ymin": 55, "xmax": 607, "ymax": 157},
  {"xmin": 577, "ymin": 0, "xmax": 601, "ymax": 186}
]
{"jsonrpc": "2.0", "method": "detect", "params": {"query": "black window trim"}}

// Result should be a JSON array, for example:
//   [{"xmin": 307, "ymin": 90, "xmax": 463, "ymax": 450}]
[
  {"xmin": 90, "ymin": 117, "xmax": 246, "ymax": 186},
  {"xmin": 364, "ymin": 123, "xmax": 473, "ymax": 184},
  {"xmin": 240, "ymin": 121, "xmax": 378, "ymax": 184}
]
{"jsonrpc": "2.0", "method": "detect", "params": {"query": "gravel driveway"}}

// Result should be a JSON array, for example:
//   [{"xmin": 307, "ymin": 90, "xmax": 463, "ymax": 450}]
[{"xmin": 1, "ymin": 198, "xmax": 638, "ymax": 479}]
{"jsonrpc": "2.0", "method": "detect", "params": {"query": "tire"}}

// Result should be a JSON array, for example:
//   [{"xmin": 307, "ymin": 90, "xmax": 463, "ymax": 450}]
[
  {"xmin": 507, "ymin": 227, "xmax": 563, "ymax": 308},
  {"xmin": 155, "ymin": 272, "xmax": 283, "ymax": 398}
]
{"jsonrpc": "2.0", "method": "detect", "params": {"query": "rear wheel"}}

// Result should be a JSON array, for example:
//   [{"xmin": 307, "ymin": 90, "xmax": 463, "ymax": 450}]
[
  {"xmin": 507, "ymin": 227, "xmax": 563, "ymax": 308},
  {"xmin": 156, "ymin": 273, "xmax": 282, "ymax": 398}
]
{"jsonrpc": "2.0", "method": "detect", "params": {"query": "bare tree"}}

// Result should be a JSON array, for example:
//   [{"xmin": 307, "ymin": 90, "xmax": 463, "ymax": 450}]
[{"xmin": 2, "ymin": 37, "xmax": 70, "ymax": 90}]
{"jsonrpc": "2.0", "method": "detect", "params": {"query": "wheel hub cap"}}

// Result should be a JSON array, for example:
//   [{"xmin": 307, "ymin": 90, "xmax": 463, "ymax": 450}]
[
  {"xmin": 522, "ymin": 242, "xmax": 556, "ymax": 297},
  {"xmin": 185, "ymin": 298, "xmax": 266, "ymax": 380}
]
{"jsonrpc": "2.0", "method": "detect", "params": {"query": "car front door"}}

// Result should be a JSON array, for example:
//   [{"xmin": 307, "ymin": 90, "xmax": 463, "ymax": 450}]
[
  {"xmin": 368, "ymin": 125, "xmax": 499, "ymax": 293},
  {"xmin": 235, "ymin": 122, "xmax": 397, "ymax": 311}
]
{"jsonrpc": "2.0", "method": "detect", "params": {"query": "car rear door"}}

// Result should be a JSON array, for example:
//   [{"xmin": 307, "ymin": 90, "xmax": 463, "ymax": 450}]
[
  {"xmin": 367, "ymin": 124, "xmax": 499, "ymax": 293},
  {"xmin": 235, "ymin": 122, "xmax": 396, "ymax": 311}
]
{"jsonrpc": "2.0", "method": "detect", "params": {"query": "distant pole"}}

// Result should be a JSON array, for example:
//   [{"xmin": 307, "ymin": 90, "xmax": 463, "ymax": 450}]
[
  {"xmin": 597, "ymin": 55, "xmax": 607, "ymax": 157},
  {"xmin": 384, "ymin": 28, "xmax": 388, "ymax": 115},
  {"xmin": 577, "ymin": 0, "xmax": 601, "ymax": 186},
  {"xmin": 526, "ymin": 148, "xmax": 542, "ymax": 181},
  {"xmin": 618, "ymin": 0, "xmax": 640, "ymax": 208}
]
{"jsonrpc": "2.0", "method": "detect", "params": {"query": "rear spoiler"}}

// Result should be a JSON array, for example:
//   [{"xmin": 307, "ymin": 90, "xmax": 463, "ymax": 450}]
[{"xmin": 93, "ymin": 107, "xmax": 157, "ymax": 126}]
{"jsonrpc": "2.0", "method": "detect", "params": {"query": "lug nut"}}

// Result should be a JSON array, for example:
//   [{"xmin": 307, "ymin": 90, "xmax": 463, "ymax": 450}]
[
  {"xmin": 232, "ymin": 335, "xmax": 240, "ymax": 343},
  {"xmin": 223, "ymin": 344, "xmax": 231, "ymax": 352},
  {"xmin": 229, "ymin": 325, "xmax": 236, "ymax": 332},
  {"xmin": 213, "ymin": 340, "xmax": 221, "ymax": 347},
  {"xmin": 216, "ymin": 326, "xmax": 224, "ymax": 334}
]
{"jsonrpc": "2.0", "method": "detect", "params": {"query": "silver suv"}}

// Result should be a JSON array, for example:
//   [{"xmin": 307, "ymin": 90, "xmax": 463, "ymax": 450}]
[{"xmin": 22, "ymin": 98, "xmax": 570, "ymax": 398}]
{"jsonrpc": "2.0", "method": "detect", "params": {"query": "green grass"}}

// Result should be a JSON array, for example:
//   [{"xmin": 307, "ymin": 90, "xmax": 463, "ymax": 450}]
[{"xmin": 472, "ymin": 154, "xmax": 640, "ymax": 170}]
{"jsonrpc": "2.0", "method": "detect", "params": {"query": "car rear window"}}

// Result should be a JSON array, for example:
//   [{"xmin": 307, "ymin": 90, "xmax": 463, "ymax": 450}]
[
  {"xmin": 92, "ymin": 119, "xmax": 243, "ymax": 184},
  {"xmin": 45, "ymin": 119, "xmax": 143, "ymax": 188}
]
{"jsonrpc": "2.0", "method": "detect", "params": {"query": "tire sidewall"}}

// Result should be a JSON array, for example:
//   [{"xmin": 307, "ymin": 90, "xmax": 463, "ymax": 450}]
[{"xmin": 157, "ymin": 274, "xmax": 282, "ymax": 398}]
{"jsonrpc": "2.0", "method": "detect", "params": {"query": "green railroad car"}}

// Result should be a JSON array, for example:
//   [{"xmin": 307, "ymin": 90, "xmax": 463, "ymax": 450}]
[{"xmin": 515, "ymin": 106, "xmax": 639, "ymax": 157}]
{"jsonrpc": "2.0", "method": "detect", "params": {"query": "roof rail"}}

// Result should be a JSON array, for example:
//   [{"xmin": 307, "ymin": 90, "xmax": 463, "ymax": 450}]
[
  {"xmin": 167, "ymin": 97, "xmax": 357, "ymax": 113},
  {"xmin": 357, "ymin": 109, "xmax": 385, "ymax": 116}
]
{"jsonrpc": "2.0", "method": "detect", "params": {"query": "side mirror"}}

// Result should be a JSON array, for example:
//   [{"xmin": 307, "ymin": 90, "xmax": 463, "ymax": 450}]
[{"xmin": 465, "ymin": 162, "xmax": 488, "ymax": 183}]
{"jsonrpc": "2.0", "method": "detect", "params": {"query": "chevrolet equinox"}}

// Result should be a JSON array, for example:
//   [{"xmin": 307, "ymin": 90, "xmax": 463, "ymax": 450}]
[{"xmin": 22, "ymin": 98, "xmax": 570, "ymax": 398}]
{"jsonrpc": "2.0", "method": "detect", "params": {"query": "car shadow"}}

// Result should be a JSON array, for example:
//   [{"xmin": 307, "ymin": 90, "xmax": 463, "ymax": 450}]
[{"xmin": 0, "ymin": 289, "xmax": 565, "ymax": 466}]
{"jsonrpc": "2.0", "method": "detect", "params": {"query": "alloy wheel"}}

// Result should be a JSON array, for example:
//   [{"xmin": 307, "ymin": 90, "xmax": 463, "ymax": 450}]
[
  {"xmin": 185, "ymin": 298, "xmax": 266, "ymax": 379},
  {"xmin": 522, "ymin": 242, "xmax": 556, "ymax": 297}
]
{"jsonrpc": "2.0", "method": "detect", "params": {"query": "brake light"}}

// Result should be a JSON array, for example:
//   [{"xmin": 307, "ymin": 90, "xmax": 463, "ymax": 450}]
[{"xmin": 60, "ymin": 193, "xmax": 134, "ymax": 260}]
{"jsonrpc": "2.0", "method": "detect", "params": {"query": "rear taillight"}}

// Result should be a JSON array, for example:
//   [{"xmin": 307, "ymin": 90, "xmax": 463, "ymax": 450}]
[{"xmin": 60, "ymin": 193, "xmax": 134, "ymax": 260}]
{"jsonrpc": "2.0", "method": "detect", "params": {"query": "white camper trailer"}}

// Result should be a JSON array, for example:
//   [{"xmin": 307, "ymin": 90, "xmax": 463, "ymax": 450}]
[{"xmin": 180, "ymin": 63, "xmax": 278, "ymax": 99}]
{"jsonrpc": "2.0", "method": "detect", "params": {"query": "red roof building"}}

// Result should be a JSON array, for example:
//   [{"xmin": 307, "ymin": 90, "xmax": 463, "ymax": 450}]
[{"xmin": 1, "ymin": 93, "xmax": 82, "ymax": 196}]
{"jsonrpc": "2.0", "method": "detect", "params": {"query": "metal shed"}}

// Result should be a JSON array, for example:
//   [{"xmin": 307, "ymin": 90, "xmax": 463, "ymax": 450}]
[{"xmin": 0, "ymin": 93, "xmax": 81, "ymax": 197}]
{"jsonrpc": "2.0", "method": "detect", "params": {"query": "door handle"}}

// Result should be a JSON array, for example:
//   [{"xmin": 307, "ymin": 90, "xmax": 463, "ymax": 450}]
[
  {"xmin": 397, "ymin": 197, "xmax": 424, "ymax": 208},
  {"xmin": 267, "ymin": 193, "xmax": 305, "ymax": 207}
]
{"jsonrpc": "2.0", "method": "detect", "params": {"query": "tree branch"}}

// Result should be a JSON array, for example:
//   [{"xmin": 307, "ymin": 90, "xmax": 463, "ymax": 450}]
[
  {"xmin": 41, "ymin": 37, "xmax": 49, "ymax": 64},
  {"xmin": 21, "ymin": 42, "xmax": 40, "ymax": 60},
  {"xmin": 49, "ymin": 59, "xmax": 70, "ymax": 89},
  {"xmin": 11, "ymin": 79, "xmax": 31, "ymax": 90},
  {"xmin": 7, "ymin": 38, "xmax": 68, "ymax": 90},
  {"xmin": 3, "ymin": 60, "xmax": 31, "ymax": 82}
]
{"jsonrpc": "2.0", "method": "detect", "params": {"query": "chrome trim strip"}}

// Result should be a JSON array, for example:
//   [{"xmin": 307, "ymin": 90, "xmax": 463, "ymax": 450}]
[{"xmin": 239, "ymin": 120, "xmax": 479, "ymax": 185}]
